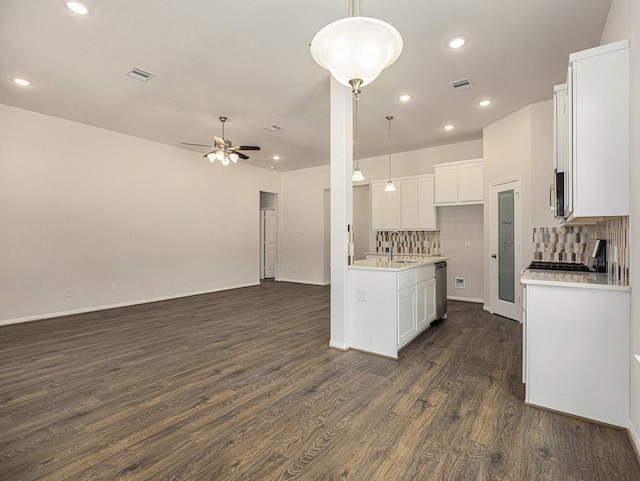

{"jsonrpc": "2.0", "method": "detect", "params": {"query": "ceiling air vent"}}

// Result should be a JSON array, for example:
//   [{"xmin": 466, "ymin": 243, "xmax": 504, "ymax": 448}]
[
  {"xmin": 264, "ymin": 125, "xmax": 283, "ymax": 132},
  {"xmin": 126, "ymin": 67, "xmax": 156, "ymax": 82},
  {"xmin": 449, "ymin": 77, "xmax": 473, "ymax": 90}
]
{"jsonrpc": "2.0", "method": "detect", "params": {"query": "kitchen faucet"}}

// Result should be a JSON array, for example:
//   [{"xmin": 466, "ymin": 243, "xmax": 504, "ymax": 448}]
[{"xmin": 388, "ymin": 231, "xmax": 401, "ymax": 261}]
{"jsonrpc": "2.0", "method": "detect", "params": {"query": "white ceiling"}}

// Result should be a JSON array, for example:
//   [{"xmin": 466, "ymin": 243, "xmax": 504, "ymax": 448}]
[{"xmin": 0, "ymin": 0, "xmax": 611, "ymax": 171}]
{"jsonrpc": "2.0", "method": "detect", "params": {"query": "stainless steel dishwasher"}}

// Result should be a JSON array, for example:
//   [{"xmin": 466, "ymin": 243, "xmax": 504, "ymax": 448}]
[{"xmin": 435, "ymin": 261, "xmax": 447, "ymax": 320}]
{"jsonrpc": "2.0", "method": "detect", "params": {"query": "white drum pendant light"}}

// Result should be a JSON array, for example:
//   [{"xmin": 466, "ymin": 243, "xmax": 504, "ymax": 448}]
[{"xmin": 310, "ymin": 1, "xmax": 403, "ymax": 99}]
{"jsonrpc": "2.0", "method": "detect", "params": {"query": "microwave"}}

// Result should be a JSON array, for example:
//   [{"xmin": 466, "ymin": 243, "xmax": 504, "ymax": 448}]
[{"xmin": 550, "ymin": 170, "xmax": 565, "ymax": 218}]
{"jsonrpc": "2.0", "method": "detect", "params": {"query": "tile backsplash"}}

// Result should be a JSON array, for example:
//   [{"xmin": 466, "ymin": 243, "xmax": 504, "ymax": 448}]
[
  {"xmin": 532, "ymin": 217, "xmax": 629, "ymax": 283},
  {"xmin": 375, "ymin": 230, "xmax": 441, "ymax": 255}
]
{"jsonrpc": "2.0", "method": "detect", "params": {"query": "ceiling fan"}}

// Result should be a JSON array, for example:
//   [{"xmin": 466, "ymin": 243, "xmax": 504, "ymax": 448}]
[{"xmin": 182, "ymin": 116, "xmax": 260, "ymax": 165}]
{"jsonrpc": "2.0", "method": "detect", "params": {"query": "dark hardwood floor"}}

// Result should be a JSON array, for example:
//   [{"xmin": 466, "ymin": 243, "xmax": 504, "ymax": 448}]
[{"xmin": 1, "ymin": 281, "xmax": 638, "ymax": 480}]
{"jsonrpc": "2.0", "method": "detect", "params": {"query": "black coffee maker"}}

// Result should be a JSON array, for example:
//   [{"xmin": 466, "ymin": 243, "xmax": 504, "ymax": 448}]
[{"xmin": 586, "ymin": 239, "xmax": 607, "ymax": 273}]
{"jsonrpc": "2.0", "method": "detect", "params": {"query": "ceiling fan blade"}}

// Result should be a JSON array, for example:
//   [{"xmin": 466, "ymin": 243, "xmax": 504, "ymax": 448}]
[
  {"xmin": 203, "ymin": 151, "xmax": 216, "ymax": 158},
  {"xmin": 213, "ymin": 136, "xmax": 225, "ymax": 147},
  {"xmin": 182, "ymin": 142, "xmax": 213, "ymax": 148},
  {"xmin": 235, "ymin": 152, "xmax": 250, "ymax": 160},
  {"xmin": 235, "ymin": 145, "xmax": 261, "ymax": 151}
]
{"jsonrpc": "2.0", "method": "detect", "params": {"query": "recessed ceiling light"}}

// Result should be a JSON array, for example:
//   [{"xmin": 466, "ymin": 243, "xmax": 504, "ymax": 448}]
[
  {"xmin": 66, "ymin": 1, "xmax": 89, "ymax": 15},
  {"xmin": 448, "ymin": 37, "xmax": 467, "ymax": 49},
  {"xmin": 443, "ymin": 124, "xmax": 455, "ymax": 131},
  {"xmin": 11, "ymin": 78, "xmax": 31, "ymax": 87},
  {"xmin": 269, "ymin": 166, "xmax": 276, "ymax": 170},
  {"xmin": 398, "ymin": 94, "xmax": 412, "ymax": 102},
  {"xmin": 273, "ymin": 155, "xmax": 280, "ymax": 160},
  {"xmin": 478, "ymin": 99, "xmax": 493, "ymax": 107}
]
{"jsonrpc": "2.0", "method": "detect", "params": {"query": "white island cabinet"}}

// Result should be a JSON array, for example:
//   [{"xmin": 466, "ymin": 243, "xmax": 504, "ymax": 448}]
[
  {"xmin": 521, "ymin": 270, "xmax": 630, "ymax": 427},
  {"xmin": 349, "ymin": 257, "xmax": 445, "ymax": 359}
]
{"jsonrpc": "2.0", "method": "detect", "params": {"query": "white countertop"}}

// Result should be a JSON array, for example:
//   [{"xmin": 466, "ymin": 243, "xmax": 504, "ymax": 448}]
[
  {"xmin": 350, "ymin": 256, "xmax": 449, "ymax": 272},
  {"xmin": 365, "ymin": 252, "xmax": 442, "ymax": 258},
  {"xmin": 520, "ymin": 269, "xmax": 630, "ymax": 291}
]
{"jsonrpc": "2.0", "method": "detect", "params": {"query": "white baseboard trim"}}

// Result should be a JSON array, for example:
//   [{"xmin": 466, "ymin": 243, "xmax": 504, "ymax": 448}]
[
  {"xmin": 483, "ymin": 305, "xmax": 493, "ymax": 313},
  {"xmin": 629, "ymin": 420, "xmax": 640, "ymax": 463},
  {"xmin": 329, "ymin": 339, "xmax": 349, "ymax": 351},
  {"xmin": 447, "ymin": 296, "xmax": 484, "ymax": 304},
  {"xmin": 277, "ymin": 278, "xmax": 329, "ymax": 286},
  {"xmin": 0, "ymin": 282, "xmax": 260, "ymax": 327}
]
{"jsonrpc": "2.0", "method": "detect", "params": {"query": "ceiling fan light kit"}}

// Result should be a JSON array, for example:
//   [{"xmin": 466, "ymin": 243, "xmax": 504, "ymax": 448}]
[
  {"xmin": 310, "ymin": 0, "xmax": 403, "ymax": 99},
  {"xmin": 182, "ymin": 116, "xmax": 260, "ymax": 167}
]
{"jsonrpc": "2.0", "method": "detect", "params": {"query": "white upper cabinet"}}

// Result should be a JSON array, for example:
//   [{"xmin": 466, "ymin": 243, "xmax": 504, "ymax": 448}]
[
  {"xmin": 434, "ymin": 159, "xmax": 483, "ymax": 206},
  {"xmin": 371, "ymin": 180, "xmax": 401, "ymax": 230},
  {"xmin": 564, "ymin": 39, "xmax": 629, "ymax": 222},
  {"xmin": 417, "ymin": 176, "xmax": 436, "ymax": 229},
  {"xmin": 371, "ymin": 174, "xmax": 436, "ymax": 231},
  {"xmin": 553, "ymin": 83, "xmax": 567, "ymax": 175}
]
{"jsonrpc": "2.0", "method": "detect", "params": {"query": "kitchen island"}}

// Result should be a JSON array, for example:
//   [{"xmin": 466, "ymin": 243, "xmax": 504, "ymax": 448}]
[
  {"xmin": 521, "ymin": 269, "xmax": 630, "ymax": 427},
  {"xmin": 348, "ymin": 256, "xmax": 448, "ymax": 359}
]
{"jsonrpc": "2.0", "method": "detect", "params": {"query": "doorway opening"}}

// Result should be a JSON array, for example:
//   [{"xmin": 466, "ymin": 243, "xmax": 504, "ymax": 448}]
[{"xmin": 260, "ymin": 192, "xmax": 277, "ymax": 280}]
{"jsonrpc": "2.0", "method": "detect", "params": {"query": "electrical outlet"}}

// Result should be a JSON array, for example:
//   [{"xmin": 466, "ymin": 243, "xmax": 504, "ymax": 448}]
[
  {"xmin": 66, "ymin": 288, "xmax": 72, "ymax": 297},
  {"xmin": 111, "ymin": 283, "xmax": 117, "ymax": 291},
  {"xmin": 357, "ymin": 288, "xmax": 367, "ymax": 302},
  {"xmin": 465, "ymin": 240, "xmax": 471, "ymax": 248},
  {"xmin": 218, "ymin": 271, "xmax": 223, "ymax": 279}
]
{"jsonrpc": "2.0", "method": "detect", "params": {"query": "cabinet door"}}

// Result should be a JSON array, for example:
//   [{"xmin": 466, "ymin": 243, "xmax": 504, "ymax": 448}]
[
  {"xmin": 425, "ymin": 278, "xmax": 437, "ymax": 323},
  {"xmin": 417, "ymin": 175, "xmax": 436, "ymax": 229},
  {"xmin": 572, "ymin": 46, "xmax": 629, "ymax": 217},
  {"xmin": 564, "ymin": 66, "xmax": 574, "ymax": 217},
  {"xmin": 371, "ymin": 180, "xmax": 401, "ymax": 230},
  {"xmin": 434, "ymin": 165, "xmax": 458, "ymax": 205},
  {"xmin": 553, "ymin": 84, "xmax": 567, "ymax": 174},
  {"xmin": 397, "ymin": 287, "xmax": 416, "ymax": 347},
  {"xmin": 401, "ymin": 178, "xmax": 418, "ymax": 229},
  {"xmin": 416, "ymin": 278, "xmax": 436, "ymax": 332},
  {"xmin": 385, "ymin": 186, "xmax": 401, "ymax": 230},
  {"xmin": 458, "ymin": 161, "xmax": 483, "ymax": 203}
]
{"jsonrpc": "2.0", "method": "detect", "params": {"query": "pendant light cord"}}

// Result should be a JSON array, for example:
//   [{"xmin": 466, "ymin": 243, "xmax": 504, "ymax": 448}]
[
  {"xmin": 387, "ymin": 115, "xmax": 394, "ymax": 181},
  {"xmin": 348, "ymin": 0, "xmax": 362, "ymax": 17},
  {"xmin": 354, "ymin": 99, "xmax": 359, "ymax": 168}
]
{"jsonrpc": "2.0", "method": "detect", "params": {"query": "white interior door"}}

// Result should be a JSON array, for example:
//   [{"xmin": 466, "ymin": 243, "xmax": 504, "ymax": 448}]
[
  {"xmin": 490, "ymin": 179, "xmax": 522, "ymax": 321},
  {"xmin": 263, "ymin": 209, "xmax": 276, "ymax": 279}
]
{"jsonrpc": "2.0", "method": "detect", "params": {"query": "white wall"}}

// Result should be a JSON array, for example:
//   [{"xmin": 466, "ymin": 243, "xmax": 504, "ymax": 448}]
[
  {"xmin": 279, "ymin": 165, "xmax": 330, "ymax": 285},
  {"xmin": 352, "ymin": 185, "xmax": 370, "ymax": 260},
  {"xmin": 600, "ymin": 0, "xmax": 640, "ymax": 454},
  {"xmin": 530, "ymin": 101, "xmax": 557, "ymax": 227},
  {"xmin": 0, "ymin": 104, "xmax": 280, "ymax": 323},
  {"xmin": 356, "ymin": 139, "xmax": 483, "ymax": 182},
  {"xmin": 482, "ymin": 100, "xmax": 554, "ymax": 312},
  {"xmin": 439, "ymin": 205, "xmax": 484, "ymax": 302}
]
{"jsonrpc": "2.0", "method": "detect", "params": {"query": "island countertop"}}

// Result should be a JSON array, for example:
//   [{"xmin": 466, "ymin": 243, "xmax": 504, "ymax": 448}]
[{"xmin": 349, "ymin": 256, "xmax": 449, "ymax": 272}]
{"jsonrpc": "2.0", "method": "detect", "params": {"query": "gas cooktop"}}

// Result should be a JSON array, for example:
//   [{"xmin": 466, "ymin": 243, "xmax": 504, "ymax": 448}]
[{"xmin": 528, "ymin": 261, "xmax": 592, "ymax": 272}]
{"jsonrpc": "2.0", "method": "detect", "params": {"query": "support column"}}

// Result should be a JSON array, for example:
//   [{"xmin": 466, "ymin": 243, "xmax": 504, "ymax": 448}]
[{"xmin": 329, "ymin": 76, "xmax": 353, "ymax": 350}]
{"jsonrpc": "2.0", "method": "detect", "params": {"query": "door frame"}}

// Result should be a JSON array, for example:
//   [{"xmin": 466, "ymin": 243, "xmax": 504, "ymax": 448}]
[
  {"xmin": 489, "ymin": 177, "xmax": 522, "ymax": 322},
  {"xmin": 260, "ymin": 208, "xmax": 277, "ymax": 280}
]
